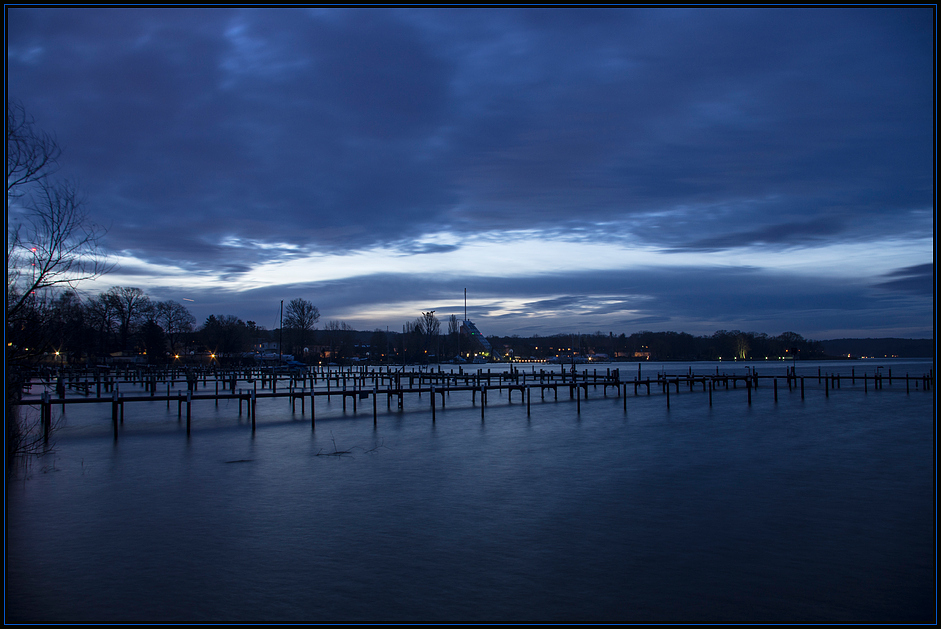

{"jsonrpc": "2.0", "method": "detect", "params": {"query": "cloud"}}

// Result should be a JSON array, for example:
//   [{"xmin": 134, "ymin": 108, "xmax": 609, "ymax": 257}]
[
  {"xmin": 395, "ymin": 242, "xmax": 462, "ymax": 256},
  {"xmin": 9, "ymin": 9, "xmax": 933, "ymax": 256},
  {"xmin": 874, "ymin": 263, "xmax": 934, "ymax": 295},
  {"xmin": 6, "ymin": 8, "xmax": 933, "ymax": 339},
  {"xmin": 152, "ymin": 263, "xmax": 931, "ymax": 340},
  {"xmin": 675, "ymin": 217, "xmax": 846, "ymax": 252}
]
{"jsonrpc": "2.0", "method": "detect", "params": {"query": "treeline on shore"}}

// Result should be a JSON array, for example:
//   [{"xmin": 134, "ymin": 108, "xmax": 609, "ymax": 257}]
[
  {"xmin": 6, "ymin": 286, "xmax": 932, "ymax": 366},
  {"xmin": 818, "ymin": 338, "xmax": 934, "ymax": 359}
]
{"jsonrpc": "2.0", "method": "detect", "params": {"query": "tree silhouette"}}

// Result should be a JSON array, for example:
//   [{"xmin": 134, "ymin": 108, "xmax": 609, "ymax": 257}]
[
  {"xmin": 102, "ymin": 287, "xmax": 150, "ymax": 353},
  {"xmin": 6, "ymin": 100, "xmax": 113, "ymax": 472},
  {"xmin": 6, "ymin": 101, "xmax": 110, "ymax": 333},
  {"xmin": 201, "ymin": 314, "xmax": 250, "ymax": 359},
  {"xmin": 283, "ymin": 298, "xmax": 320, "ymax": 358},
  {"xmin": 156, "ymin": 300, "xmax": 197, "ymax": 355}
]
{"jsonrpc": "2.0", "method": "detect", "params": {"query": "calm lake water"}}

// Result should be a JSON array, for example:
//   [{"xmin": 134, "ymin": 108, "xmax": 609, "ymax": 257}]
[{"xmin": 6, "ymin": 359, "xmax": 935, "ymax": 622}]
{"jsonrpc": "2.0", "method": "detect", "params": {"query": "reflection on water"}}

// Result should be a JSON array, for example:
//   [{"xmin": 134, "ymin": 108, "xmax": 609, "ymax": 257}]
[{"xmin": 6, "ymin": 359, "xmax": 934, "ymax": 622}]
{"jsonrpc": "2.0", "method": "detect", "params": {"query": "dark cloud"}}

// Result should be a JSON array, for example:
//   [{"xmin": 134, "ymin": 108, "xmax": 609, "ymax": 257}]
[
  {"xmin": 394, "ymin": 242, "xmax": 461, "ymax": 255},
  {"xmin": 7, "ymin": 8, "xmax": 933, "ymax": 338},
  {"xmin": 9, "ymin": 8, "xmax": 933, "ymax": 257},
  {"xmin": 874, "ymin": 263, "xmax": 934, "ymax": 295},
  {"xmin": 677, "ymin": 218, "xmax": 846, "ymax": 252}
]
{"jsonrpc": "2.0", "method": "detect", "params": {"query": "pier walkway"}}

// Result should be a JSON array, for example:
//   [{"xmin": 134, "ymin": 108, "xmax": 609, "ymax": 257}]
[{"xmin": 13, "ymin": 363, "xmax": 934, "ymax": 441}]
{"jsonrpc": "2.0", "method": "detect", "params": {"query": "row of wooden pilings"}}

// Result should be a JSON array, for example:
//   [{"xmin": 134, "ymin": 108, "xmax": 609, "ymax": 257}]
[
  {"xmin": 30, "ymin": 363, "xmax": 931, "ymax": 398},
  {"xmin": 27, "ymin": 364, "xmax": 933, "ymax": 442}
]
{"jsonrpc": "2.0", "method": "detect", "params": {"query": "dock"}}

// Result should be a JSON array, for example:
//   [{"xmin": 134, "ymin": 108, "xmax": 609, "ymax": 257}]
[{"xmin": 13, "ymin": 363, "xmax": 934, "ymax": 441}]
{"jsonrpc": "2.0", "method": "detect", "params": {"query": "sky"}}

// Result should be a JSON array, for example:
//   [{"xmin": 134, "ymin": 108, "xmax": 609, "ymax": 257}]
[{"xmin": 6, "ymin": 7, "xmax": 935, "ymax": 339}]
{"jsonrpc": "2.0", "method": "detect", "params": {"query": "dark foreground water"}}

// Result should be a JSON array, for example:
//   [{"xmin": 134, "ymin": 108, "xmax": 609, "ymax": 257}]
[{"xmin": 6, "ymin": 360, "xmax": 935, "ymax": 622}]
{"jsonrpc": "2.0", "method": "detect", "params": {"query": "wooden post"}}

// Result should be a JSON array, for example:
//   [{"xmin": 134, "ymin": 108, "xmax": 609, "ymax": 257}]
[
  {"xmin": 527, "ymin": 386, "xmax": 531, "ymax": 416},
  {"xmin": 311, "ymin": 390, "xmax": 316, "ymax": 428},
  {"xmin": 42, "ymin": 392, "xmax": 51, "ymax": 442},
  {"xmin": 431, "ymin": 385, "xmax": 435, "ymax": 423},
  {"xmin": 186, "ymin": 390, "xmax": 192, "ymax": 435},
  {"xmin": 773, "ymin": 378, "xmax": 777, "ymax": 402},
  {"xmin": 112, "ymin": 389, "xmax": 119, "ymax": 441},
  {"xmin": 373, "ymin": 384, "xmax": 378, "ymax": 426}
]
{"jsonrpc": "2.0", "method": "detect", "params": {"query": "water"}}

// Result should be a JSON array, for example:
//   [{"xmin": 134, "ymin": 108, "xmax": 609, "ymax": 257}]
[{"xmin": 6, "ymin": 359, "xmax": 935, "ymax": 622}]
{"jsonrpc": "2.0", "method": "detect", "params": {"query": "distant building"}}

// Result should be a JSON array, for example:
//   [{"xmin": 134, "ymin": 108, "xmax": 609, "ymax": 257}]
[
  {"xmin": 254, "ymin": 341, "xmax": 279, "ymax": 353},
  {"xmin": 460, "ymin": 319, "xmax": 492, "ymax": 358}
]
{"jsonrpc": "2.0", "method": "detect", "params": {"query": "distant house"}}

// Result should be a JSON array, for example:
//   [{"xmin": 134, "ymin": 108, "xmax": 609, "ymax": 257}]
[{"xmin": 254, "ymin": 341, "xmax": 279, "ymax": 353}]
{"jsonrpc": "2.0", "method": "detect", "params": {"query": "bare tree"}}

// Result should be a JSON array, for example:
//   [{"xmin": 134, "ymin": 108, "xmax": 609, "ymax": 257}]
[
  {"xmin": 7, "ymin": 100, "xmax": 113, "ymax": 473},
  {"xmin": 420, "ymin": 311, "xmax": 440, "ymax": 358},
  {"xmin": 102, "ymin": 287, "xmax": 151, "ymax": 353},
  {"xmin": 84, "ymin": 291, "xmax": 118, "ymax": 354},
  {"xmin": 426, "ymin": 311, "xmax": 441, "ymax": 337},
  {"xmin": 156, "ymin": 300, "xmax": 197, "ymax": 355},
  {"xmin": 6, "ymin": 101, "xmax": 110, "ymax": 328},
  {"xmin": 6, "ymin": 100, "xmax": 59, "ymax": 196},
  {"xmin": 283, "ymin": 298, "xmax": 320, "ymax": 358}
]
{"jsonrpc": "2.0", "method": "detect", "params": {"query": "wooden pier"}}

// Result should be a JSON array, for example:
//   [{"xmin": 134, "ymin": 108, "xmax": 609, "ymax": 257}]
[{"xmin": 15, "ymin": 363, "xmax": 934, "ymax": 441}]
